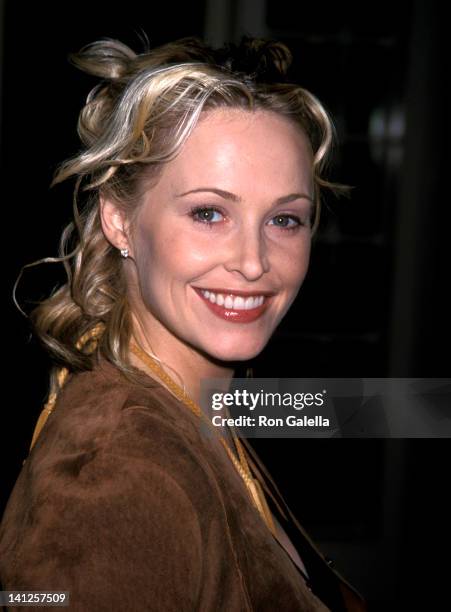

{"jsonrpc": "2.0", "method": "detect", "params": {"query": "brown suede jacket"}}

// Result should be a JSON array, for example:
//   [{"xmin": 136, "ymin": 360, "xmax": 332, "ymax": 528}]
[{"xmin": 0, "ymin": 356, "xmax": 366, "ymax": 611}]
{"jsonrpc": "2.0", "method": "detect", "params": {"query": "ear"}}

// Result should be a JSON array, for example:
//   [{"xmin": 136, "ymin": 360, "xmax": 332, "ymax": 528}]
[{"xmin": 99, "ymin": 195, "xmax": 131, "ymax": 255}]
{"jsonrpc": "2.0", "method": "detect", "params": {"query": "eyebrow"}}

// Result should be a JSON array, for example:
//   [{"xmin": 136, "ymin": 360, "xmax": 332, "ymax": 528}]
[{"xmin": 175, "ymin": 187, "xmax": 314, "ymax": 207}]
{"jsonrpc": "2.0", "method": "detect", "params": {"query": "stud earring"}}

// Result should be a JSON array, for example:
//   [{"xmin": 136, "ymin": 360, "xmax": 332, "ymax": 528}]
[{"xmin": 120, "ymin": 248, "xmax": 129, "ymax": 258}]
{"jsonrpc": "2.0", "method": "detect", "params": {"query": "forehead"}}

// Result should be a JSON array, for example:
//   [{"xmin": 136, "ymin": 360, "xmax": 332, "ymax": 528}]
[{"xmin": 160, "ymin": 108, "xmax": 313, "ymax": 193}]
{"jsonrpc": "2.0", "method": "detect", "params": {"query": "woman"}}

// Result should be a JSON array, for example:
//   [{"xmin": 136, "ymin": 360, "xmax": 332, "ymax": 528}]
[{"xmin": 0, "ymin": 36, "xmax": 366, "ymax": 611}]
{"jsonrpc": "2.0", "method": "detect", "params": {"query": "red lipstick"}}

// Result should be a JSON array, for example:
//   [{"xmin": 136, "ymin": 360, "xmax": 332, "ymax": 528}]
[{"xmin": 193, "ymin": 288, "xmax": 271, "ymax": 323}]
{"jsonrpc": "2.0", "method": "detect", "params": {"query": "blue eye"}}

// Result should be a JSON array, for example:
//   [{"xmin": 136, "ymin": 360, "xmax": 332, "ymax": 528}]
[
  {"xmin": 268, "ymin": 214, "xmax": 303, "ymax": 231},
  {"xmin": 190, "ymin": 206, "xmax": 224, "ymax": 225}
]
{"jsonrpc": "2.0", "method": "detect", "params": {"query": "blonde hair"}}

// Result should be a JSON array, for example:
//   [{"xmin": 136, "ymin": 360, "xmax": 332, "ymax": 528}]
[{"xmin": 13, "ymin": 35, "xmax": 346, "ymax": 430}]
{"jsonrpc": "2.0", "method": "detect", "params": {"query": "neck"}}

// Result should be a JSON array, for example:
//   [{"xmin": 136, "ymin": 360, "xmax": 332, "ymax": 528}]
[{"xmin": 128, "ymin": 313, "xmax": 234, "ymax": 406}]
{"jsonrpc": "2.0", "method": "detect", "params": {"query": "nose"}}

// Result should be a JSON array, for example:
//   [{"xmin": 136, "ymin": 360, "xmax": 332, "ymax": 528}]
[{"xmin": 224, "ymin": 227, "xmax": 270, "ymax": 281}]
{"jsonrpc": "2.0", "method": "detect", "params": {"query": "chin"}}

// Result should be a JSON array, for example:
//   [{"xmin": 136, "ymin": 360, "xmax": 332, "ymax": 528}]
[{"xmin": 205, "ymin": 336, "xmax": 269, "ymax": 363}]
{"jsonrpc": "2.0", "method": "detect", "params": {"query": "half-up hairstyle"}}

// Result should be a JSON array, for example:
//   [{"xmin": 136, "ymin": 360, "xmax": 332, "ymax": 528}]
[{"xmin": 14, "ymin": 34, "xmax": 346, "ymax": 450}]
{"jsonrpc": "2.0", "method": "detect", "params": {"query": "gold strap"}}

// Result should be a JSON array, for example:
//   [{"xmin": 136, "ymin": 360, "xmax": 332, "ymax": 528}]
[
  {"xmin": 130, "ymin": 339, "xmax": 276, "ymax": 537},
  {"xmin": 25, "ymin": 323, "xmax": 106, "ymax": 460}
]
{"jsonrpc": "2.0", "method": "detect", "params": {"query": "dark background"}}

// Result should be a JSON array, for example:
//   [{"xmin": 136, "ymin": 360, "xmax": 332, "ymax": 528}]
[{"xmin": 1, "ymin": 1, "xmax": 449, "ymax": 610}]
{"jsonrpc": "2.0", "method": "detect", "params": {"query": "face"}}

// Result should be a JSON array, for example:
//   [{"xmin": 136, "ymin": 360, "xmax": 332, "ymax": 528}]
[{"xmin": 125, "ymin": 108, "xmax": 313, "ymax": 362}]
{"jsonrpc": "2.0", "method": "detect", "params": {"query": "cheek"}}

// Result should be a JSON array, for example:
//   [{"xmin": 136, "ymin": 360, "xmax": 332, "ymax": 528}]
[
  {"xmin": 134, "ymin": 224, "xmax": 208, "ymax": 299},
  {"xmin": 279, "ymin": 238, "xmax": 311, "ymax": 289},
  {"xmin": 158, "ymin": 223, "xmax": 226, "ymax": 273},
  {"xmin": 133, "ymin": 227, "xmax": 167, "ymax": 301}
]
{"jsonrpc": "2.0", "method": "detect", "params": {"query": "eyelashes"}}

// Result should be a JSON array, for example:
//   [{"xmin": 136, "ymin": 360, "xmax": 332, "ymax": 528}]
[{"xmin": 188, "ymin": 206, "xmax": 306, "ymax": 232}]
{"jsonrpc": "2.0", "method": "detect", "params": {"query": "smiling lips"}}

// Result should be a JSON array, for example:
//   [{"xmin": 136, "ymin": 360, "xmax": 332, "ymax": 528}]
[{"xmin": 193, "ymin": 287, "xmax": 272, "ymax": 323}]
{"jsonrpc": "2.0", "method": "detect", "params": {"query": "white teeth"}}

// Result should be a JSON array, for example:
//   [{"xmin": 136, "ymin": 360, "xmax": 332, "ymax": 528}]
[
  {"xmin": 233, "ymin": 296, "xmax": 245, "ymax": 310},
  {"xmin": 224, "ymin": 295, "xmax": 234, "ymax": 309},
  {"xmin": 200, "ymin": 289, "xmax": 266, "ymax": 310}
]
